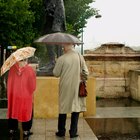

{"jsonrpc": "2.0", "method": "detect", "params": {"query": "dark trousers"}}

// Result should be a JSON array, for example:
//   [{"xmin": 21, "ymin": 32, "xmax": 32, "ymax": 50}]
[
  {"xmin": 8, "ymin": 113, "xmax": 33, "ymax": 131},
  {"xmin": 57, "ymin": 112, "xmax": 79, "ymax": 136}
]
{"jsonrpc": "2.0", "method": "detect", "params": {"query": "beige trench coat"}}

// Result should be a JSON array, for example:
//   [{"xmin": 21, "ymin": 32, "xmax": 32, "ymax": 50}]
[{"xmin": 53, "ymin": 50, "xmax": 89, "ymax": 114}]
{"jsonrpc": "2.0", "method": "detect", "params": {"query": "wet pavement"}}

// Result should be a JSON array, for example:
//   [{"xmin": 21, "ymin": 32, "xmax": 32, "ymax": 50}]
[
  {"xmin": 97, "ymin": 133, "xmax": 140, "ymax": 140},
  {"xmin": 29, "ymin": 118, "xmax": 98, "ymax": 140},
  {"xmin": 0, "ymin": 117, "xmax": 98, "ymax": 140},
  {"xmin": 0, "ymin": 98, "xmax": 98, "ymax": 140},
  {"xmin": 86, "ymin": 98, "xmax": 140, "ymax": 140},
  {"xmin": 1, "ymin": 98, "xmax": 140, "ymax": 140}
]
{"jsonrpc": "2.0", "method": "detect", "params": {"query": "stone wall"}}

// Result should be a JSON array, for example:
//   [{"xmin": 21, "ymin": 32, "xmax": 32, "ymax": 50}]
[
  {"xmin": 129, "ymin": 70, "xmax": 140, "ymax": 101},
  {"xmin": 34, "ymin": 77, "xmax": 96, "ymax": 118},
  {"xmin": 84, "ymin": 43, "xmax": 140, "ymax": 98}
]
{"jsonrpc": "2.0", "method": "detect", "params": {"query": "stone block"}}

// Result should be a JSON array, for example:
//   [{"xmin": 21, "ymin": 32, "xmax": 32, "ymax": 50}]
[{"xmin": 34, "ymin": 77, "xmax": 96, "ymax": 118}]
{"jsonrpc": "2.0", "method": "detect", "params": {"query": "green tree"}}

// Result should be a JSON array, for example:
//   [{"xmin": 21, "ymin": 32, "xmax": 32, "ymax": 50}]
[
  {"xmin": 0, "ymin": 0, "xmax": 98, "ymax": 64},
  {"xmin": 64, "ymin": 0, "xmax": 97, "ymax": 36},
  {"xmin": 0, "ymin": 0, "xmax": 35, "ymax": 48},
  {"xmin": 30, "ymin": 0, "xmax": 44, "ymax": 37},
  {"xmin": 0, "ymin": 0, "xmax": 97, "ymax": 47}
]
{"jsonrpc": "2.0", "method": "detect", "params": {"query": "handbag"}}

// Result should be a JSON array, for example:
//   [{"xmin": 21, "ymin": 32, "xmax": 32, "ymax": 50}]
[
  {"xmin": 78, "ymin": 53, "xmax": 88, "ymax": 97},
  {"xmin": 79, "ymin": 81, "xmax": 88, "ymax": 97}
]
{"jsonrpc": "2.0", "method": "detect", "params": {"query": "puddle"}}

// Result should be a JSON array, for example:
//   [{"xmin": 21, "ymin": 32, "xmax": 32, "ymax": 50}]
[{"xmin": 86, "ymin": 118, "xmax": 140, "ymax": 135}]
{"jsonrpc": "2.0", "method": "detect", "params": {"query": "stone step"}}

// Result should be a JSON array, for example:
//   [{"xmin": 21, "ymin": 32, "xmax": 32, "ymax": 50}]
[
  {"xmin": 85, "ymin": 107, "xmax": 140, "ymax": 136},
  {"xmin": 94, "ymin": 107, "xmax": 140, "ymax": 118}
]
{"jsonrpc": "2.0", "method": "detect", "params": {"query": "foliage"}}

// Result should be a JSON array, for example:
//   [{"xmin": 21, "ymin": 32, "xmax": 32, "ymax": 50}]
[
  {"xmin": 64, "ymin": 0, "xmax": 96, "ymax": 36},
  {"xmin": 0, "ymin": 0, "xmax": 97, "ymax": 48},
  {"xmin": 0, "ymin": 0, "xmax": 35, "ymax": 48},
  {"xmin": 0, "ymin": 0, "xmax": 98, "ymax": 64},
  {"xmin": 30, "ymin": 0, "xmax": 44, "ymax": 37}
]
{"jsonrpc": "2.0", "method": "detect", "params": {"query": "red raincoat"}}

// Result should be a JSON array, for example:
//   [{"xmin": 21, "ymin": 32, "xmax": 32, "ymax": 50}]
[{"xmin": 7, "ymin": 63, "xmax": 36, "ymax": 122}]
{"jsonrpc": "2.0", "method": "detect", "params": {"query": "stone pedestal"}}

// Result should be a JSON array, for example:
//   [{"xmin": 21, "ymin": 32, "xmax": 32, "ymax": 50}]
[{"xmin": 34, "ymin": 77, "xmax": 96, "ymax": 118}]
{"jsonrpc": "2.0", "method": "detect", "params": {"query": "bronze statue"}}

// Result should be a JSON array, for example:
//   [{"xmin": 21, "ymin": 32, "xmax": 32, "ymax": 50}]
[
  {"xmin": 42, "ymin": 0, "xmax": 66, "ymax": 75},
  {"xmin": 44, "ymin": 0, "xmax": 66, "ymax": 33}
]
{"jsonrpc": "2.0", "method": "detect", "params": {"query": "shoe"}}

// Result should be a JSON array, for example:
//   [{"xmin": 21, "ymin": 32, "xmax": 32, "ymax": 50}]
[
  {"xmin": 9, "ymin": 130, "xmax": 16, "ymax": 137},
  {"xmin": 70, "ymin": 134, "xmax": 79, "ymax": 138},
  {"xmin": 9, "ymin": 130, "xmax": 17, "ymax": 140},
  {"xmin": 23, "ymin": 131, "xmax": 33, "ymax": 137},
  {"xmin": 55, "ymin": 132, "xmax": 65, "ymax": 137}
]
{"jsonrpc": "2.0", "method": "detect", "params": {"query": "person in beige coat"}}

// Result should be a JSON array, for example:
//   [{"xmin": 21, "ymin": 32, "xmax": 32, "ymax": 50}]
[{"xmin": 53, "ymin": 44, "xmax": 89, "ymax": 138}]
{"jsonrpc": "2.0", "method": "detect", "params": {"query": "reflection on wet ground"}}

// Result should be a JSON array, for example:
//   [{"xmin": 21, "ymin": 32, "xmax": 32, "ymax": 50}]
[
  {"xmin": 97, "ymin": 133, "xmax": 140, "ymax": 140},
  {"xmin": 96, "ymin": 97, "xmax": 140, "ymax": 107},
  {"xmin": 1, "ymin": 98, "xmax": 140, "ymax": 139},
  {"xmin": 86, "ymin": 118, "xmax": 140, "ymax": 135},
  {"xmin": 86, "ymin": 98, "xmax": 140, "ymax": 140},
  {"xmin": 0, "ymin": 118, "xmax": 98, "ymax": 140}
]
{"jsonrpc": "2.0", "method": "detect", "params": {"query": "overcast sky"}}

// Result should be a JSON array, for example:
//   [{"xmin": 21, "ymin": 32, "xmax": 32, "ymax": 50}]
[{"xmin": 83, "ymin": 0, "xmax": 140, "ymax": 50}]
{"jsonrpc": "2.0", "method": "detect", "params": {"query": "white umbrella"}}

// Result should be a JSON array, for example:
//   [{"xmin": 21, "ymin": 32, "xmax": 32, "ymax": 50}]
[{"xmin": 1, "ymin": 47, "xmax": 36, "ymax": 76}]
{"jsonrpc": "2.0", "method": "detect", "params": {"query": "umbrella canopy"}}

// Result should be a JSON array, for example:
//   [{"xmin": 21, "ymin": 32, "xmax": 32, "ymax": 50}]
[
  {"xmin": 1, "ymin": 47, "xmax": 36, "ymax": 76},
  {"xmin": 34, "ymin": 32, "xmax": 83, "ymax": 45}
]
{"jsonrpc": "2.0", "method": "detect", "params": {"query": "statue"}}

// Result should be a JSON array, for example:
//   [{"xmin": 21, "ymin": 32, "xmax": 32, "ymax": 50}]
[
  {"xmin": 43, "ymin": 0, "xmax": 66, "ymax": 75},
  {"xmin": 44, "ymin": 0, "xmax": 66, "ymax": 33}
]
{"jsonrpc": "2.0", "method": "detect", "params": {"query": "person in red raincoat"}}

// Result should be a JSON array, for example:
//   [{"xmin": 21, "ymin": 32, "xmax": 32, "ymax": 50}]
[{"xmin": 7, "ymin": 59, "xmax": 36, "ymax": 139}]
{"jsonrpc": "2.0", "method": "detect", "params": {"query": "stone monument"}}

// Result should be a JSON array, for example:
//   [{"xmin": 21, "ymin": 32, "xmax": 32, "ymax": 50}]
[{"xmin": 42, "ymin": 0, "xmax": 66, "ymax": 75}]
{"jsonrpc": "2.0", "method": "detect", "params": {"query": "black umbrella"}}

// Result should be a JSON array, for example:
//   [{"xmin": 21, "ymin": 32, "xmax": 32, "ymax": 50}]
[{"xmin": 34, "ymin": 32, "xmax": 83, "ymax": 45}]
